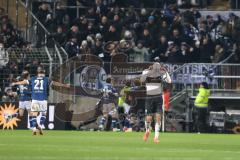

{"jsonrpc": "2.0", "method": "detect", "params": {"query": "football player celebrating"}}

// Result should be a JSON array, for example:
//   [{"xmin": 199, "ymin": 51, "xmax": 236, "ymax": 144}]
[
  {"xmin": 12, "ymin": 67, "xmax": 69, "ymax": 135},
  {"xmin": 16, "ymin": 71, "xmax": 31, "ymax": 127},
  {"xmin": 140, "ymin": 62, "xmax": 171, "ymax": 143},
  {"xmin": 12, "ymin": 68, "xmax": 49, "ymax": 135}
]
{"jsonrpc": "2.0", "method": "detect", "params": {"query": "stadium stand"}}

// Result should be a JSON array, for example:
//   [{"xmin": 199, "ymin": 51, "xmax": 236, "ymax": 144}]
[
  {"xmin": 1, "ymin": 0, "xmax": 240, "ymax": 101},
  {"xmin": 1, "ymin": 0, "xmax": 240, "ymax": 132},
  {"xmin": 28, "ymin": 0, "xmax": 239, "ymax": 64},
  {"xmin": 0, "ymin": 6, "xmax": 27, "ymax": 102}
]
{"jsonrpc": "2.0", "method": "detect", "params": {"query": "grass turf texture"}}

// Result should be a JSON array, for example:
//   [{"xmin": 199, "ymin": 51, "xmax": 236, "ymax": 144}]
[{"xmin": 0, "ymin": 130, "xmax": 240, "ymax": 160}]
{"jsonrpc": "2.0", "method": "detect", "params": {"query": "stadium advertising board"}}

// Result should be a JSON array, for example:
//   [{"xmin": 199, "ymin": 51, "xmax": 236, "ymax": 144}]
[
  {"xmin": 110, "ymin": 62, "xmax": 216, "ymax": 85},
  {"xmin": 0, "ymin": 102, "xmax": 67, "ymax": 130}
]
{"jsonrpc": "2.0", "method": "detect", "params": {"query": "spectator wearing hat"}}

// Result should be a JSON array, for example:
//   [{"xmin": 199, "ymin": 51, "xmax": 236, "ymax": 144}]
[
  {"xmin": 145, "ymin": 16, "xmax": 158, "ymax": 38},
  {"xmin": 194, "ymin": 82, "xmax": 210, "ymax": 133}
]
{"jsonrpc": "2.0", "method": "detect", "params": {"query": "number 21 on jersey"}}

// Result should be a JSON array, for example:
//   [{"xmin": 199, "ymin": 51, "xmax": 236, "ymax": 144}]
[{"xmin": 34, "ymin": 79, "xmax": 44, "ymax": 90}]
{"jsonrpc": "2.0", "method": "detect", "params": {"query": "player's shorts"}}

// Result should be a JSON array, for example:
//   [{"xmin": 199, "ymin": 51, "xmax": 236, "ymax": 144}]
[
  {"xmin": 31, "ymin": 100, "xmax": 47, "ymax": 112},
  {"xmin": 19, "ymin": 101, "xmax": 31, "ymax": 110},
  {"xmin": 145, "ymin": 95, "xmax": 163, "ymax": 115}
]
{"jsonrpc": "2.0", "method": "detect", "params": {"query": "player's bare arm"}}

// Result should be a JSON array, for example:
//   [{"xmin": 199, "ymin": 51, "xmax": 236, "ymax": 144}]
[
  {"xmin": 51, "ymin": 81, "xmax": 70, "ymax": 88},
  {"xmin": 12, "ymin": 80, "xmax": 29, "ymax": 86}
]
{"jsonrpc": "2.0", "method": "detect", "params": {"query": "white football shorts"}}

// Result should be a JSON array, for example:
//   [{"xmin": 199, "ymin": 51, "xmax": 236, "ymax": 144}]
[
  {"xmin": 31, "ymin": 100, "xmax": 47, "ymax": 112},
  {"xmin": 19, "ymin": 101, "xmax": 31, "ymax": 110}
]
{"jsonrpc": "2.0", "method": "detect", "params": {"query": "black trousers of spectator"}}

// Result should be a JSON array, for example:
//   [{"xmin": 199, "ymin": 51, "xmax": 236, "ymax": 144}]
[
  {"xmin": 36, "ymin": 26, "xmax": 46, "ymax": 47},
  {"xmin": 195, "ymin": 107, "xmax": 208, "ymax": 133}
]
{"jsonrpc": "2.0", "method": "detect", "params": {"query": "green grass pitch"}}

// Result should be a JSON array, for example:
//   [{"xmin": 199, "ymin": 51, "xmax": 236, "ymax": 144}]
[{"xmin": 0, "ymin": 130, "xmax": 240, "ymax": 160}]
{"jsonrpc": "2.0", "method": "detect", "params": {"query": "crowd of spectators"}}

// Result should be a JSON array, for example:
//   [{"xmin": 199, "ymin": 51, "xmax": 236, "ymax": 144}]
[
  {"xmin": 0, "ymin": 7, "xmax": 41, "ymax": 102},
  {"xmin": 0, "ymin": 8, "xmax": 26, "ymax": 49},
  {"xmin": 33, "ymin": 0, "xmax": 240, "ymax": 64},
  {"xmin": 1, "ymin": 0, "xmax": 240, "ymax": 102}
]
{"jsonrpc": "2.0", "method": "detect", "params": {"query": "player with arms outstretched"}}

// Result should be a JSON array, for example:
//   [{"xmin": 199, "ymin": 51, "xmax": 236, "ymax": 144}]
[{"xmin": 141, "ymin": 62, "xmax": 171, "ymax": 143}]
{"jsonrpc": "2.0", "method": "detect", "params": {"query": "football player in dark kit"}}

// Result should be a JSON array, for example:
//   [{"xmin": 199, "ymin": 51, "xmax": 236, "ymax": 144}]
[{"xmin": 141, "ymin": 62, "xmax": 172, "ymax": 143}]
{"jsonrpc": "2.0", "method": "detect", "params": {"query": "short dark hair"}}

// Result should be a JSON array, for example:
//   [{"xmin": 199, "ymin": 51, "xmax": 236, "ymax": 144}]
[
  {"xmin": 201, "ymin": 82, "xmax": 209, "ymax": 89},
  {"xmin": 125, "ymin": 80, "xmax": 131, "ymax": 87},
  {"xmin": 106, "ymin": 77, "xmax": 112, "ymax": 84}
]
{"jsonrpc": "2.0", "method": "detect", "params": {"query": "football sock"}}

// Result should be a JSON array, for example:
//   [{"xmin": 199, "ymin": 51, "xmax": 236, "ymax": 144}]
[
  {"xmin": 154, "ymin": 123, "xmax": 160, "ymax": 139},
  {"xmin": 111, "ymin": 119, "xmax": 117, "ymax": 128},
  {"xmin": 31, "ymin": 116, "xmax": 37, "ymax": 129},
  {"xmin": 124, "ymin": 118, "xmax": 130, "ymax": 128},
  {"xmin": 128, "ymin": 120, "xmax": 132, "ymax": 128},
  {"xmin": 40, "ymin": 115, "xmax": 46, "ymax": 126},
  {"xmin": 29, "ymin": 116, "xmax": 33, "ymax": 128},
  {"xmin": 145, "ymin": 121, "xmax": 151, "ymax": 132},
  {"xmin": 100, "ymin": 117, "xmax": 106, "ymax": 126}
]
